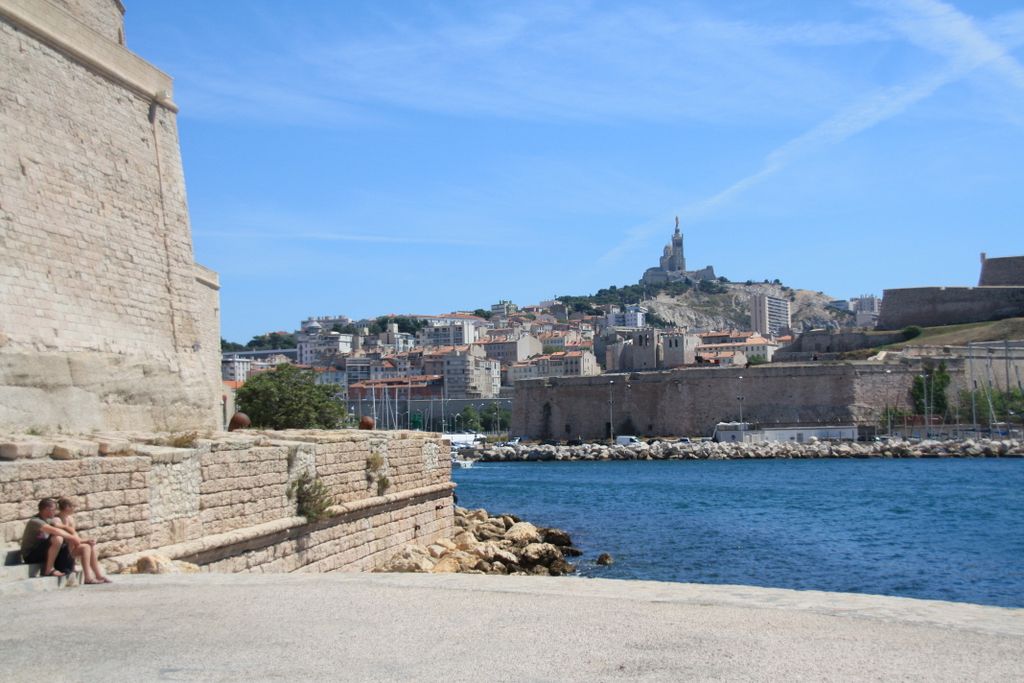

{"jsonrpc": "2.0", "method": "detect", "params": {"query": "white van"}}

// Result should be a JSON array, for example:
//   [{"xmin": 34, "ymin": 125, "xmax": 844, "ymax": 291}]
[{"xmin": 615, "ymin": 435, "xmax": 641, "ymax": 446}]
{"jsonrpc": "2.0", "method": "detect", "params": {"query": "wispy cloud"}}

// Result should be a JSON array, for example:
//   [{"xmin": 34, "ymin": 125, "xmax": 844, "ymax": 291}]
[
  {"xmin": 165, "ymin": 3, "xmax": 904, "ymax": 127},
  {"xmin": 601, "ymin": 1, "xmax": 1024, "ymax": 261},
  {"xmin": 194, "ymin": 229, "xmax": 491, "ymax": 247}
]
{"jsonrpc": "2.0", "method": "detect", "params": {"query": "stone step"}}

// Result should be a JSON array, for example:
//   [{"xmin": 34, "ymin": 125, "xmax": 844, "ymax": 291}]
[
  {"xmin": 4, "ymin": 547, "xmax": 23, "ymax": 566},
  {"xmin": 0, "ymin": 562, "xmax": 41, "ymax": 583},
  {"xmin": 0, "ymin": 545, "xmax": 83, "ymax": 594}
]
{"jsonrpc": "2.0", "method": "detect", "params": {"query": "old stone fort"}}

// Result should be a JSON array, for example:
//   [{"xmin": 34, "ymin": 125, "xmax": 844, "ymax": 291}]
[{"xmin": 0, "ymin": 0, "xmax": 453, "ymax": 573}]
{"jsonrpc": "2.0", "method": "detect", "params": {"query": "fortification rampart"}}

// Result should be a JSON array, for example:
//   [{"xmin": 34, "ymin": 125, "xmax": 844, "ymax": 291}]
[
  {"xmin": 0, "ymin": 430, "xmax": 454, "ymax": 573},
  {"xmin": 512, "ymin": 363, "xmax": 925, "ymax": 439},
  {"xmin": 0, "ymin": 0, "xmax": 221, "ymax": 432},
  {"xmin": 876, "ymin": 287, "xmax": 1024, "ymax": 330},
  {"xmin": 979, "ymin": 255, "xmax": 1024, "ymax": 287}
]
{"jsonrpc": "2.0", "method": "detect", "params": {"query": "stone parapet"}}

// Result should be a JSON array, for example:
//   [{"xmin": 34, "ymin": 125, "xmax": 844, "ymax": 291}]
[{"xmin": 0, "ymin": 429, "xmax": 454, "ymax": 573}]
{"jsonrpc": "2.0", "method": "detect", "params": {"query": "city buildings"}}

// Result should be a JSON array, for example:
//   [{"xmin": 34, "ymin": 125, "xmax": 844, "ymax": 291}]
[{"xmin": 750, "ymin": 293, "xmax": 792, "ymax": 337}]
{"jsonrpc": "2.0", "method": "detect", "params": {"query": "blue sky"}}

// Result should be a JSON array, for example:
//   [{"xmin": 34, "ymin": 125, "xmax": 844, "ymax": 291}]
[{"xmin": 124, "ymin": 1, "xmax": 1024, "ymax": 343}]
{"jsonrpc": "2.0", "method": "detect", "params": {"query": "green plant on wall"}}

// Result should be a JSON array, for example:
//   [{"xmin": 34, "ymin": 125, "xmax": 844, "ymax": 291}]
[
  {"xmin": 287, "ymin": 471, "xmax": 334, "ymax": 522},
  {"xmin": 365, "ymin": 449, "xmax": 391, "ymax": 495}
]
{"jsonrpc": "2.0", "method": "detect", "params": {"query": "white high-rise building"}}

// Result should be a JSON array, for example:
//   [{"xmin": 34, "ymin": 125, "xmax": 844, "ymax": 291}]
[{"xmin": 750, "ymin": 294, "xmax": 791, "ymax": 338}]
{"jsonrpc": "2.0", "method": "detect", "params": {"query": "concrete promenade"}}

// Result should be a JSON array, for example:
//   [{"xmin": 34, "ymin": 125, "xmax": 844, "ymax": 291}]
[{"xmin": 2, "ymin": 573, "xmax": 1022, "ymax": 681}]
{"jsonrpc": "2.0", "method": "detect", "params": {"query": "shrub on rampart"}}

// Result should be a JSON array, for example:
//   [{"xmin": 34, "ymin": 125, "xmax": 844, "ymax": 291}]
[{"xmin": 236, "ymin": 364, "xmax": 344, "ymax": 430}]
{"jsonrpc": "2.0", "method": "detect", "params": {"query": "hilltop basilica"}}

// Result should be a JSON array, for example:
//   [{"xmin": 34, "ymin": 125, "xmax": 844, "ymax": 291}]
[{"xmin": 641, "ymin": 218, "xmax": 717, "ymax": 286}]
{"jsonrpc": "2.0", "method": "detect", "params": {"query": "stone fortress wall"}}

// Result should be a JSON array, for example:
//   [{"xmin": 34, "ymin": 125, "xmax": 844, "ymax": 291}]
[
  {"xmin": 1, "ymin": 430, "xmax": 455, "ymax": 573},
  {"xmin": 0, "ymin": 0, "xmax": 222, "ymax": 432},
  {"xmin": 877, "ymin": 252, "xmax": 1024, "ymax": 330},
  {"xmin": 876, "ymin": 287, "xmax": 1024, "ymax": 330},
  {"xmin": 979, "ymin": 253, "xmax": 1024, "ymax": 287},
  {"xmin": 512, "ymin": 363, "xmax": 925, "ymax": 439}
]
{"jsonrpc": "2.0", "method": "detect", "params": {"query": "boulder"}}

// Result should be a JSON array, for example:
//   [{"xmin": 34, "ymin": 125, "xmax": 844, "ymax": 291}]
[
  {"xmin": 475, "ymin": 521, "xmax": 508, "ymax": 540},
  {"xmin": 376, "ymin": 545, "xmax": 435, "ymax": 573},
  {"xmin": 504, "ymin": 522, "xmax": 541, "ymax": 545},
  {"xmin": 596, "ymin": 553, "xmax": 614, "ymax": 566},
  {"xmin": 520, "ymin": 542, "xmax": 562, "ymax": 567},
  {"xmin": 541, "ymin": 527, "xmax": 573, "ymax": 546},
  {"xmin": 549, "ymin": 558, "xmax": 576, "ymax": 576},
  {"xmin": 431, "ymin": 555, "xmax": 462, "ymax": 573},
  {"xmin": 135, "ymin": 554, "xmax": 192, "ymax": 574},
  {"xmin": 453, "ymin": 531, "xmax": 479, "ymax": 551}
]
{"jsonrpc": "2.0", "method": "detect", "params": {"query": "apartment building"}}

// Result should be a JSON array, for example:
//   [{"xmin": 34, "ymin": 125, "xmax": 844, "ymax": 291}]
[
  {"xmin": 750, "ymin": 293, "xmax": 792, "ymax": 338},
  {"xmin": 477, "ymin": 335, "xmax": 543, "ymax": 365}
]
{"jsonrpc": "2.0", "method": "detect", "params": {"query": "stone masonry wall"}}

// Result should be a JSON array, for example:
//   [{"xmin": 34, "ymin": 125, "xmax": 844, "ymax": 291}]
[
  {"xmin": 48, "ymin": 0, "xmax": 124, "ymax": 44},
  {"xmin": 512, "ymin": 363, "xmax": 923, "ymax": 439},
  {"xmin": 877, "ymin": 287, "xmax": 1024, "ymax": 330},
  {"xmin": 0, "ymin": 430, "xmax": 454, "ymax": 573},
  {"xmin": 979, "ymin": 255, "xmax": 1024, "ymax": 287},
  {"xmin": 0, "ymin": 2, "xmax": 221, "ymax": 432}
]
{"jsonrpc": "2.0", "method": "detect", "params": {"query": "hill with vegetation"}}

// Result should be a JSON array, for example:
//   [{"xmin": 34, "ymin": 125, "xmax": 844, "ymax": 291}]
[{"xmin": 560, "ymin": 278, "xmax": 849, "ymax": 332}]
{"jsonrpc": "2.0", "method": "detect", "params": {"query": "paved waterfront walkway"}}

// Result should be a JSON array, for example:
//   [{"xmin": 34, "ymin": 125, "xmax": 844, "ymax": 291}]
[{"xmin": 2, "ymin": 573, "xmax": 1022, "ymax": 681}]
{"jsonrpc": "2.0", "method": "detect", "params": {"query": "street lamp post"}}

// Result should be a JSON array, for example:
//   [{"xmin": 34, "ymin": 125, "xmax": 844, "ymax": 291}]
[
  {"xmin": 737, "ymin": 375, "xmax": 744, "ymax": 428},
  {"xmin": 608, "ymin": 379, "xmax": 615, "ymax": 442},
  {"xmin": 884, "ymin": 370, "xmax": 893, "ymax": 437}
]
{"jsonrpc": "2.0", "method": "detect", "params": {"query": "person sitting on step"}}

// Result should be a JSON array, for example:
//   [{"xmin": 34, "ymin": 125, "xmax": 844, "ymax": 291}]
[
  {"xmin": 19, "ymin": 498, "xmax": 76, "ymax": 578},
  {"xmin": 54, "ymin": 497, "xmax": 111, "ymax": 584}
]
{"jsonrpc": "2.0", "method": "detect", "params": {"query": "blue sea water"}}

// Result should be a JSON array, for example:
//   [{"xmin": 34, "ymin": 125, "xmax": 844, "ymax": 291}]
[{"xmin": 452, "ymin": 459, "xmax": 1024, "ymax": 607}]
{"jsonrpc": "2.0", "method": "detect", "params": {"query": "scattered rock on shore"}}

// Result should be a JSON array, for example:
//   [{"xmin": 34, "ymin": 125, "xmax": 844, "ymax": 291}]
[
  {"xmin": 375, "ymin": 507, "xmax": 581, "ymax": 576},
  {"xmin": 469, "ymin": 437, "xmax": 1023, "ymax": 462}
]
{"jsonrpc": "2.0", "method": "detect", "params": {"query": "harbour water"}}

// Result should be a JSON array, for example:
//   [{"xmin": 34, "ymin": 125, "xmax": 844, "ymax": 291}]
[{"xmin": 453, "ymin": 458, "xmax": 1024, "ymax": 607}]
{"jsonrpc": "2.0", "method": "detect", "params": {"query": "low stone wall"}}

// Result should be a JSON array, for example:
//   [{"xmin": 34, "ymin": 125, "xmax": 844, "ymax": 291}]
[{"xmin": 0, "ymin": 429, "xmax": 454, "ymax": 573}]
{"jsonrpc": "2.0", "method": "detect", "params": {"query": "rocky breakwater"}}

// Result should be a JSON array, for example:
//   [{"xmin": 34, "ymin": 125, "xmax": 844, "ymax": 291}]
[
  {"xmin": 375, "ymin": 507, "xmax": 580, "ymax": 576},
  {"xmin": 472, "ymin": 437, "xmax": 1024, "ymax": 461}
]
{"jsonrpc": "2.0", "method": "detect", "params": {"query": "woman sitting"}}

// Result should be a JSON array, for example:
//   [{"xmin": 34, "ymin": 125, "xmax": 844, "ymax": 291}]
[{"xmin": 54, "ymin": 497, "xmax": 111, "ymax": 584}]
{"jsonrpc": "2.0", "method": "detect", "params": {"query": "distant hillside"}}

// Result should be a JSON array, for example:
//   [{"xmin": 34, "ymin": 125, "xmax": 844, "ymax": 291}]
[{"xmin": 561, "ymin": 279, "xmax": 850, "ymax": 332}]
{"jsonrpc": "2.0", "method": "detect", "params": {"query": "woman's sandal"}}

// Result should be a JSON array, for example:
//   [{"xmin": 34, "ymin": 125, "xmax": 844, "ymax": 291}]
[{"xmin": 44, "ymin": 569, "xmax": 65, "ymax": 577}]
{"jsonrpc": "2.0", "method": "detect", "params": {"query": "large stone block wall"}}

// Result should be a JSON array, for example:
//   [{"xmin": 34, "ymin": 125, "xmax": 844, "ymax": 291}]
[
  {"xmin": 512, "ymin": 364, "xmax": 923, "ymax": 439},
  {"xmin": 0, "ymin": 430, "xmax": 454, "ymax": 572},
  {"xmin": 877, "ymin": 287, "xmax": 1024, "ymax": 330},
  {"xmin": 979, "ymin": 255, "xmax": 1024, "ymax": 287},
  {"xmin": 0, "ymin": 0, "xmax": 221, "ymax": 432},
  {"xmin": 48, "ymin": 0, "xmax": 124, "ymax": 44}
]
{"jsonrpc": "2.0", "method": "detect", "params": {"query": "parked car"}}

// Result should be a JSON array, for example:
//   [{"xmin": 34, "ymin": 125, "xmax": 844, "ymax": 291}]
[{"xmin": 615, "ymin": 435, "xmax": 641, "ymax": 446}]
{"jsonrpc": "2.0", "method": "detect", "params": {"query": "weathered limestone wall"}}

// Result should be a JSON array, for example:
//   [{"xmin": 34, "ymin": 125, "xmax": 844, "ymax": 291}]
[
  {"xmin": 48, "ymin": 0, "xmax": 124, "ymax": 44},
  {"xmin": 0, "ymin": 0, "xmax": 221, "ymax": 432},
  {"xmin": 877, "ymin": 287, "xmax": 1024, "ymax": 330},
  {"xmin": 0, "ymin": 430, "xmax": 454, "ymax": 573},
  {"xmin": 512, "ymin": 364, "xmax": 923, "ymax": 439}
]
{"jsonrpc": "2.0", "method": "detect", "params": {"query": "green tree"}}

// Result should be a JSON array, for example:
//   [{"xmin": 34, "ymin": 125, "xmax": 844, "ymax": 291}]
[
  {"xmin": 911, "ymin": 362, "xmax": 951, "ymax": 417},
  {"xmin": 221, "ymin": 338, "xmax": 245, "ymax": 352},
  {"xmin": 459, "ymin": 405, "xmax": 483, "ymax": 432},
  {"xmin": 472, "ymin": 309, "xmax": 494, "ymax": 320},
  {"xmin": 481, "ymin": 403, "xmax": 511, "ymax": 432},
  {"xmin": 236, "ymin": 364, "xmax": 344, "ymax": 429},
  {"xmin": 245, "ymin": 332, "xmax": 297, "ymax": 350}
]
